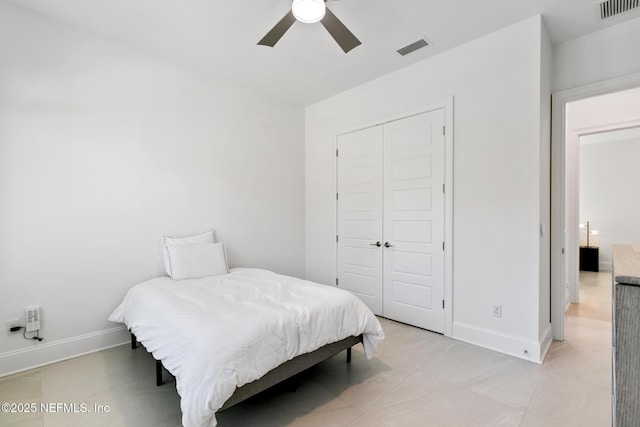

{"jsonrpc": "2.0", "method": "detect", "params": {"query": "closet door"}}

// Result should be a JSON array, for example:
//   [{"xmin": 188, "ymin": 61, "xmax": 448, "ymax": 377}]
[
  {"xmin": 382, "ymin": 109, "xmax": 445, "ymax": 332},
  {"xmin": 336, "ymin": 126, "xmax": 384, "ymax": 314}
]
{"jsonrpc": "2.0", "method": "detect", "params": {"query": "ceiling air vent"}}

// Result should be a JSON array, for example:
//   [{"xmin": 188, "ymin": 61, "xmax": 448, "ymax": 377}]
[
  {"xmin": 599, "ymin": 0, "xmax": 639, "ymax": 19},
  {"xmin": 396, "ymin": 38, "xmax": 430, "ymax": 56}
]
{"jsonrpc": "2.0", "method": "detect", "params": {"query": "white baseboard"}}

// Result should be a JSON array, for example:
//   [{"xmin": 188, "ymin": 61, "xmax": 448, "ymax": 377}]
[
  {"xmin": 453, "ymin": 321, "xmax": 544, "ymax": 364},
  {"xmin": 0, "ymin": 326, "xmax": 129, "ymax": 377},
  {"xmin": 599, "ymin": 261, "xmax": 612, "ymax": 272},
  {"xmin": 539, "ymin": 323, "xmax": 553, "ymax": 362}
]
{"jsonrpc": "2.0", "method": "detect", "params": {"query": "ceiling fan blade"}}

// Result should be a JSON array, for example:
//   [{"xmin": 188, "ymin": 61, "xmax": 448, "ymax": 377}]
[
  {"xmin": 320, "ymin": 8, "xmax": 361, "ymax": 53},
  {"xmin": 258, "ymin": 11, "xmax": 296, "ymax": 47}
]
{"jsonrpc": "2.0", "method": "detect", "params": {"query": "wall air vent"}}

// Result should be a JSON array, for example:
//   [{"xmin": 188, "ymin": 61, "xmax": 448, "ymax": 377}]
[
  {"xmin": 599, "ymin": 0, "xmax": 639, "ymax": 19},
  {"xmin": 396, "ymin": 38, "xmax": 430, "ymax": 56}
]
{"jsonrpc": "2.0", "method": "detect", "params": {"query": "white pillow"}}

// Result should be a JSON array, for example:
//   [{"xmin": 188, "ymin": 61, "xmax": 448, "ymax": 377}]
[
  {"xmin": 167, "ymin": 242, "xmax": 229, "ymax": 280},
  {"xmin": 163, "ymin": 230, "xmax": 215, "ymax": 276}
]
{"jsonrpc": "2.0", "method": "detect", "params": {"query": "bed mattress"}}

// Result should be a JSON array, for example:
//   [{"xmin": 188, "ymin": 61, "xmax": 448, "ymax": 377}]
[{"xmin": 108, "ymin": 268, "xmax": 384, "ymax": 427}]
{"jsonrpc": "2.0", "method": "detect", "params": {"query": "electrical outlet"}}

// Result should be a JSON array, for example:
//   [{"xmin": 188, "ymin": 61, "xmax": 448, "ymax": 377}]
[
  {"xmin": 491, "ymin": 304, "xmax": 502, "ymax": 318},
  {"xmin": 25, "ymin": 307, "xmax": 41, "ymax": 332},
  {"xmin": 6, "ymin": 319, "xmax": 21, "ymax": 332}
]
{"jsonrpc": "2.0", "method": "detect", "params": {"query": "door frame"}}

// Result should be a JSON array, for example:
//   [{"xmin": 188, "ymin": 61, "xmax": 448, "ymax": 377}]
[
  {"xmin": 335, "ymin": 96, "xmax": 454, "ymax": 337},
  {"xmin": 551, "ymin": 72, "xmax": 640, "ymax": 341}
]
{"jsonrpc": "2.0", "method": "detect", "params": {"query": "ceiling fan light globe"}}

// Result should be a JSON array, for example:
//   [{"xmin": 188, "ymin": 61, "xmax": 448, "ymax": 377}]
[{"xmin": 292, "ymin": 0, "xmax": 326, "ymax": 23}]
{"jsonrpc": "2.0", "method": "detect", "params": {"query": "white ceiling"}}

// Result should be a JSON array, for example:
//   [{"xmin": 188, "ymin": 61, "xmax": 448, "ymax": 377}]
[
  {"xmin": 10, "ymin": 0, "xmax": 640, "ymax": 106},
  {"xmin": 577, "ymin": 86, "xmax": 640, "ymax": 144}
]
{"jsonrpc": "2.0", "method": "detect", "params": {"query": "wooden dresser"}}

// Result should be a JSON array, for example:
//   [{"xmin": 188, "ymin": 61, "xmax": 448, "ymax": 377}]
[{"xmin": 612, "ymin": 245, "xmax": 640, "ymax": 427}]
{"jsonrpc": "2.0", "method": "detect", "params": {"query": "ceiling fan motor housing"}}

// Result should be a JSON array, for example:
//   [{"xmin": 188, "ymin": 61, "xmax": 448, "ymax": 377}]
[{"xmin": 292, "ymin": 0, "xmax": 326, "ymax": 23}]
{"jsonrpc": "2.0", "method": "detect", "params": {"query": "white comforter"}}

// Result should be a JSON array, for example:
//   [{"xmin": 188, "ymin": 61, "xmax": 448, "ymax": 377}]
[{"xmin": 108, "ymin": 268, "xmax": 384, "ymax": 427}]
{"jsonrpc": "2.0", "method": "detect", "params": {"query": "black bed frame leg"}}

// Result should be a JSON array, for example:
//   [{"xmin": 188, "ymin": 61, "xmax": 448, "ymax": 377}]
[
  {"xmin": 346, "ymin": 347, "xmax": 352, "ymax": 363},
  {"xmin": 129, "ymin": 331, "xmax": 164, "ymax": 387},
  {"xmin": 156, "ymin": 360, "xmax": 163, "ymax": 386}
]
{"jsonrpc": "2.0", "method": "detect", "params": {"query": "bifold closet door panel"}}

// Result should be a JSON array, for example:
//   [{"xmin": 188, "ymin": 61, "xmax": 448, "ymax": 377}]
[
  {"xmin": 382, "ymin": 110, "xmax": 445, "ymax": 333},
  {"xmin": 336, "ymin": 126, "xmax": 384, "ymax": 314}
]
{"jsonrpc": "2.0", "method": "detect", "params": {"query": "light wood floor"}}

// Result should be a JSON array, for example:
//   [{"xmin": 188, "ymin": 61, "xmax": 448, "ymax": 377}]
[{"xmin": 1, "ymin": 272, "xmax": 612, "ymax": 426}]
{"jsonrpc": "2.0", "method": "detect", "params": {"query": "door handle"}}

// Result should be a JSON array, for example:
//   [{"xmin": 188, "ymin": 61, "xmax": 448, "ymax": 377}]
[
  {"xmin": 384, "ymin": 242, "xmax": 393, "ymax": 248},
  {"xmin": 369, "ymin": 241, "xmax": 381, "ymax": 247}
]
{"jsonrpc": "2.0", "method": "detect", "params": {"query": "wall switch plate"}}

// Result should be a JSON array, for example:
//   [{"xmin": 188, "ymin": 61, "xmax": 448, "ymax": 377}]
[
  {"xmin": 492, "ymin": 304, "xmax": 502, "ymax": 318},
  {"xmin": 25, "ymin": 307, "xmax": 41, "ymax": 332},
  {"xmin": 6, "ymin": 319, "xmax": 21, "ymax": 332}
]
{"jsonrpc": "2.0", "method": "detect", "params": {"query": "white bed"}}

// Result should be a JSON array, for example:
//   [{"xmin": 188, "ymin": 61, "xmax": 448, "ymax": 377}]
[{"xmin": 109, "ymin": 267, "xmax": 384, "ymax": 427}]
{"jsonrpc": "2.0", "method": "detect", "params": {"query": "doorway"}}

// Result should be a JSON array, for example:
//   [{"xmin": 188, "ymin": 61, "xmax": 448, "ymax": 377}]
[
  {"xmin": 579, "ymin": 126, "xmax": 640, "ymax": 273},
  {"xmin": 551, "ymin": 75, "xmax": 640, "ymax": 340}
]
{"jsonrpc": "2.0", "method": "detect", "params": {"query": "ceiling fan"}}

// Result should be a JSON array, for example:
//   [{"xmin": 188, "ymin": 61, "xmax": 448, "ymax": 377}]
[{"xmin": 258, "ymin": 0, "xmax": 361, "ymax": 53}]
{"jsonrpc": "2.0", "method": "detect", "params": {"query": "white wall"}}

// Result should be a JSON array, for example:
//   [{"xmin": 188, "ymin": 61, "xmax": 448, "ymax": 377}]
[
  {"xmin": 553, "ymin": 16, "xmax": 640, "ymax": 92},
  {"xmin": 538, "ymin": 21, "xmax": 552, "ymax": 344},
  {"xmin": 306, "ymin": 16, "xmax": 550, "ymax": 361},
  {"xmin": 0, "ymin": 3, "xmax": 304, "ymax": 375},
  {"xmin": 580, "ymin": 133, "xmax": 640, "ymax": 270}
]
